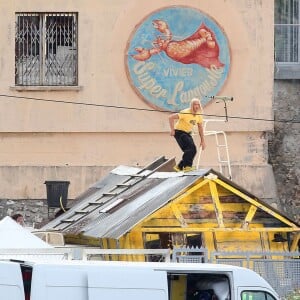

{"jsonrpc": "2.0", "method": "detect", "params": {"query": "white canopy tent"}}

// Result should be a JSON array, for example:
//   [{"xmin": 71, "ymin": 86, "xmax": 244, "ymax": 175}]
[
  {"xmin": 0, "ymin": 216, "xmax": 52, "ymax": 248},
  {"xmin": 0, "ymin": 216, "xmax": 71, "ymax": 261}
]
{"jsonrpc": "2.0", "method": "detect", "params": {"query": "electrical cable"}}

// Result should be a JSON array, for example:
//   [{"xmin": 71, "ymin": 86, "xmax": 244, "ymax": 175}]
[
  {"xmin": 59, "ymin": 196, "xmax": 67, "ymax": 212},
  {"xmin": 0, "ymin": 94, "xmax": 299, "ymax": 124}
]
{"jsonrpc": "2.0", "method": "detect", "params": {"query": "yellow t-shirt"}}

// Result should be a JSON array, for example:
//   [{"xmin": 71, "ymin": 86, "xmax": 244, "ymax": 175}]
[{"xmin": 174, "ymin": 108, "xmax": 203, "ymax": 133}]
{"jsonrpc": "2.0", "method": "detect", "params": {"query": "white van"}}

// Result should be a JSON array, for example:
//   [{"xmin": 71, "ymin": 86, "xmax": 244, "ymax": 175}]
[{"xmin": 0, "ymin": 260, "xmax": 279, "ymax": 300}]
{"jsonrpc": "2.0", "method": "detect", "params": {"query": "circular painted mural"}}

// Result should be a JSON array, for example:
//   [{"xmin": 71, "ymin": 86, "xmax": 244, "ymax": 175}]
[{"xmin": 126, "ymin": 6, "xmax": 230, "ymax": 111}]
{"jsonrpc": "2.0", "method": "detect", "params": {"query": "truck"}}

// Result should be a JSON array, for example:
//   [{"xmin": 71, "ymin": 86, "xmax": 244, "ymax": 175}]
[{"xmin": 0, "ymin": 260, "xmax": 279, "ymax": 300}]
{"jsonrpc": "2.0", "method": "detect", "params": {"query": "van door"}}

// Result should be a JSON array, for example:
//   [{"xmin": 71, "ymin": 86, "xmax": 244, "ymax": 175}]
[
  {"xmin": 0, "ymin": 261, "xmax": 25, "ymax": 300},
  {"xmin": 87, "ymin": 266, "xmax": 168, "ymax": 300},
  {"xmin": 30, "ymin": 265, "xmax": 88, "ymax": 300}
]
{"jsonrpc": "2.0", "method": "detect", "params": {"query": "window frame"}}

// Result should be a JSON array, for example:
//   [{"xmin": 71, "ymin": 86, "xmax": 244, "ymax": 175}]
[
  {"xmin": 274, "ymin": 0, "xmax": 300, "ymax": 79},
  {"xmin": 15, "ymin": 12, "xmax": 78, "ymax": 87}
]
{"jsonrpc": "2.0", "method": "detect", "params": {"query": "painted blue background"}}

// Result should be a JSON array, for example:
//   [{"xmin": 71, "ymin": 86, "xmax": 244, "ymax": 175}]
[{"xmin": 126, "ymin": 6, "xmax": 230, "ymax": 111}]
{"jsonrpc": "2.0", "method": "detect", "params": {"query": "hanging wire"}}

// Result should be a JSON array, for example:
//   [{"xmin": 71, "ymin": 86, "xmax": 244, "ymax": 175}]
[{"xmin": 0, "ymin": 94, "xmax": 299, "ymax": 124}]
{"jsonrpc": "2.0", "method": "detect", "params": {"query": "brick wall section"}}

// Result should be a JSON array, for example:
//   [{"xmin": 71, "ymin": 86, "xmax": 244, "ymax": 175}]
[{"xmin": 269, "ymin": 80, "xmax": 300, "ymax": 223}]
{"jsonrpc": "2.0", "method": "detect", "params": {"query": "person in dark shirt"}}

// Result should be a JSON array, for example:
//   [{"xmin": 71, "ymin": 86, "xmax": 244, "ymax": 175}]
[{"xmin": 11, "ymin": 213, "xmax": 25, "ymax": 226}]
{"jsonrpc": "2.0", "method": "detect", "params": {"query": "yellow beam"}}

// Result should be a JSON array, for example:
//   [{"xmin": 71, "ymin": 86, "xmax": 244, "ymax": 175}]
[
  {"xmin": 214, "ymin": 178, "xmax": 298, "ymax": 228},
  {"xmin": 245, "ymin": 205, "xmax": 257, "ymax": 223},
  {"xmin": 142, "ymin": 220, "xmax": 227, "ymax": 227},
  {"xmin": 142, "ymin": 217, "xmax": 293, "ymax": 228},
  {"xmin": 143, "ymin": 203, "xmax": 251, "ymax": 216},
  {"xmin": 63, "ymin": 233, "xmax": 101, "ymax": 246},
  {"xmin": 121, "ymin": 233, "xmax": 131, "ymax": 248},
  {"xmin": 171, "ymin": 203, "xmax": 187, "ymax": 227},
  {"xmin": 177, "ymin": 203, "xmax": 250, "ymax": 211},
  {"xmin": 290, "ymin": 233, "xmax": 300, "ymax": 252},
  {"xmin": 240, "ymin": 205, "xmax": 257, "ymax": 230},
  {"xmin": 208, "ymin": 181, "xmax": 224, "ymax": 227},
  {"xmin": 140, "ymin": 227, "xmax": 300, "ymax": 233},
  {"xmin": 142, "ymin": 219, "xmax": 182, "ymax": 227}
]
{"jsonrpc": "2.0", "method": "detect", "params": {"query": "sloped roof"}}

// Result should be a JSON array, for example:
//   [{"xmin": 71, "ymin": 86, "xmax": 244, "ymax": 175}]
[
  {"xmin": 82, "ymin": 171, "xmax": 205, "ymax": 239},
  {"xmin": 42, "ymin": 166, "xmax": 206, "ymax": 238},
  {"xmin": 41, "ymin": 159, "xmax": 300, "ymax": 240}
]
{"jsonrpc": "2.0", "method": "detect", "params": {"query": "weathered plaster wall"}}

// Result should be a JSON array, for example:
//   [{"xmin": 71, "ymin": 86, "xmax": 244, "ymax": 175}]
[{"xmin": 269, "ymin": 80, "xmax": 300, "ymax": 223}]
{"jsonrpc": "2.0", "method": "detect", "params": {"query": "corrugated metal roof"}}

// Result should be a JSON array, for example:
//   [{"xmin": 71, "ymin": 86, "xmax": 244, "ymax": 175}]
[
  {"xmin": 84, "ymin": 174, "xmax": 202, "ymax": 239},
  {"xmin": 41, "ymin": 169, "xmax": 139, "ymax": 232},
  {"xmin": 41, "ymin": 165, "xmax": 209, "ymax": 237}
]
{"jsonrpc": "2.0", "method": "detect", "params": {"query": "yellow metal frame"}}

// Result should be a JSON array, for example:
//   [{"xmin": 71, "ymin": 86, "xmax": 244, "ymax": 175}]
[{"xmin": 140, "ymin": 175, "xmax": 299, "ymax": 234}]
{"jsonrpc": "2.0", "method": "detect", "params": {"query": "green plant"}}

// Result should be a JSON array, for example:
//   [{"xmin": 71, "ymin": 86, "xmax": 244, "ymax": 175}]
[{"xmin": 284, "ymin": 289, "xmax": 300, "ymax": 300}]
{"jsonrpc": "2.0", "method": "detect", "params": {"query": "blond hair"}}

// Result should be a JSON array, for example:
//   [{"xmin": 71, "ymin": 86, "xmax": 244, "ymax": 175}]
[{"xmin": 189, "ymin": 98, "xmax": 203, "ymax": 112}]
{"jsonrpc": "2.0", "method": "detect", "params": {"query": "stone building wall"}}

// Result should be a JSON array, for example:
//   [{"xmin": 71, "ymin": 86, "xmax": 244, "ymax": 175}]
[
  {"xmin": 269, "ymin": 80, "xmax": 300, "ymax": 223},
  {"xmin": 0, "ymin": 199, "xmax": 58, "ymax": 229}
]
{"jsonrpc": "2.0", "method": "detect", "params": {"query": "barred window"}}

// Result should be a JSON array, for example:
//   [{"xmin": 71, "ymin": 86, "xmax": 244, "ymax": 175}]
[
  {"xmin": 15, "ymin": 13, "xmax": 78, "ymax": 86},
  {"xmin": 275, "ymin": 0, "xmax": 300, "ymax": 78}
]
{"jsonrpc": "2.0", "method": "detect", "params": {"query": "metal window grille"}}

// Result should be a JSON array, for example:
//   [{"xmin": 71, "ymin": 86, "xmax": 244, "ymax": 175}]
[
  {"xmin": 15, "ymin": 12, "xmax": 78, "ymax": 86},
  {"xmin": 275, "ymin": 0, "xmax": 300, "ymax": 63}
]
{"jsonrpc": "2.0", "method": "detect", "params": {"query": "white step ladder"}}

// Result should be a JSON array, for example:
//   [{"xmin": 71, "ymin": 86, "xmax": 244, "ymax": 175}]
[{"xmin": 195, "ymin": 119, "xmax": 232, "ymax": 179}]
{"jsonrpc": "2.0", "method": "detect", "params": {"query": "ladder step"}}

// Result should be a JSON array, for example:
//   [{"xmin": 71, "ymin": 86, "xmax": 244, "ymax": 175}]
[
  {"xmin": 117, "ymin": 183, "xmax": 132, "ymax": 187},
  {"xmin": 60, "ymin": 219, "xmax": 74, "ymax": 223},
  {"xmin": 102, "ymin": 192, "xmax": 118, "ymax": 196},
  {"xmin": 88, "ymin": 201, "xmax": 104, "ymax": 205},
  {"xmin": 74, "ymin": 210, "xmax": 88, "ymax": 214},
  {"xmin": 130, "ymin": 174, "xmax": 146, "ymax": 178}
]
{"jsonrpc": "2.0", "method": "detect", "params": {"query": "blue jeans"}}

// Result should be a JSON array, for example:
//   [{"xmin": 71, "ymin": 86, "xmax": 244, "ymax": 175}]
[{"xmin": 174, "ymin": 130, "xmax": 197, "ymax": 169}]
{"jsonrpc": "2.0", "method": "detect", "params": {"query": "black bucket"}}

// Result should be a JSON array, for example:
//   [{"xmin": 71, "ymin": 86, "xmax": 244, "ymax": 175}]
[{"xmin": 44, "ymin": 181, "xmax": 70, "ymax": 209}]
